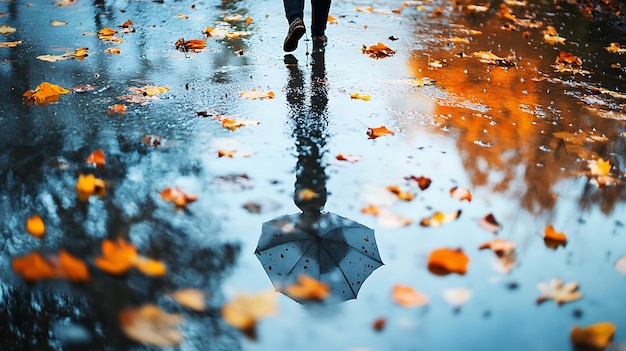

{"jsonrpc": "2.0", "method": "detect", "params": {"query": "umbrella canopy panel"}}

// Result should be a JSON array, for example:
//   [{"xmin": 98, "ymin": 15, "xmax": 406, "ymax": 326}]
[{"xmin": 256, "ymin": 212, "xmax": 383, "ymax": 303}]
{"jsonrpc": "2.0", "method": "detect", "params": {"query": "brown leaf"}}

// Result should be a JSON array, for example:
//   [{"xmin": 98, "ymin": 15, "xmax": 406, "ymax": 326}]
[
  {"xmin": 556, "ymin": 51, "xmax": 582, "ymax": 66},
  {"xmin": 362, "ymin": 42, "xmax": 396, "ymax": 59},
  {"xmin": 119, "ymin": 304, "xmax": 184, "ymax": 347},
  {"xmin": 478, "ymin": 213, "xmax": 501, "ymax": 233},
  {"xmin": 386, "ymin": 185, "xmax": 414, "ymax": 201},
  {"xmin": 450, "ymin": 187, "xmax": 472, "ymax": 201},
  {"xmin": 544, "ymin": 225, "xmax": 567, "ymax": 249},
  {"xmin": 478, "ymin": 238, "xmax": 515, "ymax": 256},
  {"xmin": 175, "ymin": 38, "xmax": 206, "ymax": 51},
  {"xmin": 405, "ymin": 175, "xmax": 431, "ymax": 190},
  {"xmin": 336, "ymin": 154, "xmax": 362, "ymax": 163}
]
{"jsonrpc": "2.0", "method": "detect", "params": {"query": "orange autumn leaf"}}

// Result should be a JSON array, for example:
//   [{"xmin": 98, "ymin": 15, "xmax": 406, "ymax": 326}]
[
  {"xmin": 386, "ymin": 185, "xmax": 414, "ymax": 201},
  {"xmin": 361, "ymin": 42, "xmax": 396, "ymax": 59},
  {"xmin": 221, "ymin": 290, "xmax": 278, "ymax": 331},
  {"xmin": 405, "ymin": 175, "xmax": 431, "ymax": 190},
  {"xmin": 427, "ymin": 247, "xmax": 469, "ymax": 275},
  {"xmin": 108, "ymin": 103, "xmax": 127, "ymax": 114},
  {"xmin": 59, "ymin": 249, "xmax": 90, "ymax": 282},
  {"xmin": 220, "ymin": 117, "xmax": 260, "ymax": 131},
  {"xmin": 104, "ymin": 47, "xmax": 121, "ymax": 54},
  {"xmin": 588, "ymin": 158, "xmax": 612, "ymax": 176},
  {"xmin": 95, "ymin": 238, "xmax": 138, "ymax": 275},
  {"xmin": 70, "ymin": 47, "xmax": 89, "ymax": 59},
  {"xmin": 134, "ymin": 256, "xmax": 167, "ymax": 276},
  {"xmin": 120, "ymin": 19, "xmax": 133, "ymax": 28},
  {"xmin": 361, "ymin": 204, "xmax": 381, "ymax": 215},
  {"xmin": 544, "ymin": 225, "xmax": 567, "ymax": 242},
  {"xmin": 240, "ymin": 89, "xmax": 275, "ymax": 100},
  {"xmin": 336, "ymin": 154, "xmax": 362, "ymax": 163},
  {"xmin": 12, "ymin": 252, "xmax": 58, "ymax": 282},
  {"xmin": 128, "ymin": 85, "xmax": 170, "ymax": 96},
  {"xmin": 327, "ymin": 15, "xmax": 338, "ymax": 24},
  {"xmin": 98, "ymin": 27, "xmax": 117, "ymax": 37},
  {"xmin": 86, "ymin": 148, "xmax": 106, "ymax": 167},
  {"xmin": 556, "ymin": 51, "xmax": 583, "ymax": 66},
  {"xmin": 420, "ymin": 210, "xmax": 461, "ymax": 227},
  {"xmin": 392, "ymin": 284, "xmax": 429, "ymax": 307},
  {"xmin": 23, "ymin": 82, "xmax": 69, "ymax": 105},
  {"xmin": 367, "ymin": 125, "xmax": 395, "ymax": 139},
  {"xmin": 351, "ymin": 93, "xmax": 371, "ymax": 101},
  {"xmin": 25, "ymin": 214, "xmax": 46, "ymax": 238},
  {"xmin": 570, "ymin": 322, "xmax": 616, "ymax": 350},
  {"xmin": 450, "ymin": 187, "xmax": 472, "ymax": 201},
  {"xmin": 160, "ymin": 187, "xmax": 198, "ymax": 207},
  {"xmin": 174, "ymin": 38, "xmax": 206, "ymax": 51},
  {"xmin": 218, "ymin": 149, "xmax": 236, "ymax": 158},
  {"xmin": 245, "ymin": 16, "xmax": 253, "ymax": 25},
  {"xmin": 76, "ymin": 173, "xmax": 106, "ymax": 201},
  {"xmin": 119, "ymin": 304, "xmax": 184, "ymax": 347},
  {"xmin": 284, "ymin": 275, "xmax": 330, "ymax": 301}
]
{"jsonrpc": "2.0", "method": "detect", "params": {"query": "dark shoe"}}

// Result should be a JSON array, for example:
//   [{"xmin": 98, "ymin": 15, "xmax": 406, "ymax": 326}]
[{"xmin": 283, "ymin": 18, "xmax": 305, "ymax": 52}]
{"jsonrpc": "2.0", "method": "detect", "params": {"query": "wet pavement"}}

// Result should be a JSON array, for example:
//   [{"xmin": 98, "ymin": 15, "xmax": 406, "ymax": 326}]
[{"xmin": 1, "ymin": 0, "xmax": 625, "ymax": 350}]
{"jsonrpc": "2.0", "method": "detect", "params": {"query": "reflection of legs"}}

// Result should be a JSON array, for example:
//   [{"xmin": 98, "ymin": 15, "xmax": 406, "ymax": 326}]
[{"xmin": 311, "ymin": 0, "xmax": 331, "ymax": 37}]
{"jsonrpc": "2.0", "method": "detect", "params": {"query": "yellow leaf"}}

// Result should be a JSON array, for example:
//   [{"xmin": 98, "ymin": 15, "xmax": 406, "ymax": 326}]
[
  {"xmin": 170, "ymin": 289, "xmax": 207, "ymax": 312},
  {"xmin": 70, "ymin": 47, "xmax": 89, "ymax": 59},
  {"xmin": 589, "ymin": 158, "xmax": 612, "ymax": 176},
  {"xmin": 134, "ymin": 256, "xmax": 167, "ymax": 276},
  {"xmin": 222, "ymin": 290, "xmax": 278, "ymax": 330},
  {"xmin": 50, "ymin": 20, "xmax": 68, "ymax": 26},
  {"xmin": 570, "ymin": 322, "xmax": 616, "ymax": 350},
  {"xmin": 0, "ymin": 25, "xmax": 16, "ymax": 35},
  {"xmin": 119, "ymin": 304, "xmax": 184, "ymax": 347},
  {"xmin": 76, "ymin": 173, "xmax": 106, "ymax": 201},
  {"xmin": 350, "ymin": 93, "xmax": 371, "ymax": 101},
  {"xmin": 26, "ymin": 214, "xmax": 46, "ymax": 238},
  {"xmin": 0, "ymin": 41, "xmax": 22, "ymax": 48},
  {"xmin": 23, "ymin": 82, "xmax": 70, "ymax": 104}
]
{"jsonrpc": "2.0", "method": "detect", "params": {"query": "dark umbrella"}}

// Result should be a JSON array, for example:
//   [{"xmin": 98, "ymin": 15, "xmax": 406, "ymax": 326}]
[{"xmin": 255, "ymin": 211, "xmax": 383, "ymax": 304}]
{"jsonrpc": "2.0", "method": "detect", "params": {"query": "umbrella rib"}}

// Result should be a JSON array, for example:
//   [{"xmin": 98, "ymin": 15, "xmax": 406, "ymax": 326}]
[
  {"xmin": 286, "ymin": 240, "xmax": 316, "ymax": 276},
  {"xmin": 319, "ymin": 243, "xmax": 358, "ymax": 298}
]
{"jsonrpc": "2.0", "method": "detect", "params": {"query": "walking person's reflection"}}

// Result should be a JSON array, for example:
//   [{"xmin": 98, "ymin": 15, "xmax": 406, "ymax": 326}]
[{"xmin": 284, "ymin": 50, "xmax": 329, "ymax": 220}]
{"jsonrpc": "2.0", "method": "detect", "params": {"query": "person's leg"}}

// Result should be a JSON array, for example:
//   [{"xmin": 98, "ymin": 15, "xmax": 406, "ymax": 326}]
[
  {"xmin": 311, "ymin": 0, "xmax": 331, "ymax": 37},
  {"xmin": 284, "ymin": 0, "xmax": 305, "ymax": 23}
]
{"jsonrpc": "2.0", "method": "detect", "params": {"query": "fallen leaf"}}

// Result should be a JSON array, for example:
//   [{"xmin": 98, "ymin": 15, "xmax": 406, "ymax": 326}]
[
  {"xmin": 50, "ymin": 20, "xmax": 67, "ymax": 26},
  {"xmin": 59, "ymin": 249, "xmax": 90, "ymax": 282},
  {"xmin": 556, "ymin": 51, "xmax": 582, "ymax": 66},
  {"xmin": 466, "ymin": 4, "xmax": 489, "ymax": 12},
  {"xmin": 128, "ymin": 85, "xmax": 170, "ymax": 96},
  {"xmin": 420, "ymin": 210, "xmax": 461, "ymax": 227},
  {"xmin": 336, "ymin": 154, "xmax": 362, "ymax": 163},
  {"xmin": 605, "ymin": 42, "xmax": 626, "ymax": 54},
  {"xmin": 218, "ymin": 150, "xmax": 236, "ymax": 158},
  {"xmin": 327, "ymin": 15, "xmax": 338, "ymax": 24},
  {"xmin": 0, "ymin": 41, "xmax": 22, "ymax": 48},
  {"xmin": 570, "ymin": 322, "xmax": 616, "ymax": 350},
  {"xmin": 69, "ymin": 84, "xmax": 96, "ymax": 93},
  {"xmin": 240, "ymin": 89, "xmax": 275, "ymax": 100},
  {"xmin": 36, "ymin": 54, "xmax": 73, "ymax": 62},
  {"xmin": 443, "ymin": 288, "xmax": 472, "ymax": 307},
  {"xmin": 223, "ymin": 14, "xmax": 243, "ymax": 22},
  {"xmin": 25, "ymin": 214, "xmax": 46, "ymax": 238},
  {"xmin": 219, "ymin": 117, "xmax": 260, "ymax": 131},
  {"xmin": 160, "ymin": 187, "xmax": 198, "ymax": 207},
  {"xmin": 98, "ymin": 27, "xmax": 119, "ymax": 41},
  {"xmin": 104, "ymin": 47, "xmax": 121, "ymax": 54},
  {"xmin": 361, "ymin": 204, "xmax": 381, "ymax": 215},
  {"xmin": 536, "ymin": 278, "xmax": 582, "ymax": 305},
  {"xmin": 355, "ymin": 6, "xmax": 373, "ymax": 12},
  {"xmin": 222, "ymin": 290, "xmax": 278, "ymax": 331},
  {"xmin": 544, "ymin": 225, "xmax": 567, "ymax": 249},
  {"xmin": 377, "ymin": 208, "xmax": 412, "ymax": 228},
  {"xmin": 392, "ymin": 285, "xmax": 429, "ymax": 307},
  {"xmin": 479, "ymin": 213, "xmax": 501, "ymax": 233},
  {"xmin": 23, "ymin": 82, "xmax": 70, "ymax": 105},
  {"xmin": 120, "ymin": 19, "xmax": 133, "ymax": 28},
  {"xmin": 245, "ymin": 16, "xmax": 253, "ymax": 25},
  {"xmin": 386, "ymin": 185, "xmax": 414, "ymax": 201},
  {"xmin": 70, "ymin": 47, "xmax": 89, "ymax": 59},
  {"xmin": 170, "ymin": 289, "xmax": 207, "ymax": 312},
  {"xmin": 544, "ymin": 33, "xmax": 566, "ymax": 45},
  {"xmin": 493, "ymin": 251, "xmax": 518, "ymax": 274},
  {"xmin": 588, "ymin": 158, "xmax": 612, "ymax": 176},
  {"xmin": 427, "ymin": 247, "xmax": 469, "ymax": 275},
  {"xmin": 405, "ymin": 175, "xmax": 431, "ymax": 190},
  {"xmin": 372, "ymin": 318, "xmax": 386, "ymax": 331},
  {"xmin": 174, "ymin": 37, "xmax": 206, "ymax": 51},
  {"xmin": 284, "ymin": 275, "xmax": 331, "ymax": 301},
  {"xmin": 450, "ymin": 187, "xmax": 472, "ymax": 201},
  {"xmin": 108, "ymin": 103, "xmax": 127, "ymax": 114},
  {"xmin": 0, "ymin": 25, "xmax": 16, "ymax": 35},
  {"xmin": 175, "ymin": 13, "xmax": 189, "ymax": 19},
  {"xmin": 94, "ymin": 238, "xmax": 138, "ymax": 275},
  {"xmin": 362, "ymin": 42, "xmax": 396, "ymax": 59},
  {"xmin": 478, "ymin": 238, "xmax": 516, "ymax": 256},
  {"xmin": 86, "ymin": 149, "xmax": 106, "ymax": 167},
  {"xmin": 12, "ymin": 252, "xmax": 58, "ymax": 282},
  {"xmin": 351, "ymin": 93, "xmax": 371, "ymax": 101},
  {"xmin": 76, "ymin": 173, "xmax": 106, "ymax": 201},
  {"xmin": 134, "ymin": 256, "xmax": 167, "ymax": 276},
  {"xmin": 367, "ymin": 125, "xmax": 395, "ymax": 139},
  {"xmin": 119, "ymin": 304, "xmax": 184, "ymax": 347}
]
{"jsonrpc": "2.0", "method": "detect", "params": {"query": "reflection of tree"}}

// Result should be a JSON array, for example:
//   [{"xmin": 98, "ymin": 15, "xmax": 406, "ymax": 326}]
[{"xmin": 407, "ymin": 29, "xmax": 626, "ymax": 215}]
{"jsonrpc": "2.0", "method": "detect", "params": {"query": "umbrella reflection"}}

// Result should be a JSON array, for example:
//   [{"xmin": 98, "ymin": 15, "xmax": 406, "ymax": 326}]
[{"xmin": 256, "ymin": 49, "xmax": 383, "ymax": 304}]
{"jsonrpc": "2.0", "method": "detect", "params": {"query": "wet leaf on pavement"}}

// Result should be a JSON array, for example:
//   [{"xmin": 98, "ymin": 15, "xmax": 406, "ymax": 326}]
[
  {"xmin": 221, "ymin": 290, "xmax": 278, "ymax": 331},
  {"xmin": 170, "ymin": 289, "xmax": 208, "ymax": 312},
  {"xmin": 76, "ymin": 174, "xmax": 106, "ymax": 201},
  {"xmin": 420, "ymin": 210, "xmax": 461, "ymax": 227},
  {"xmin": 85, "ymin": 149, "xmax": 106, "ymax": 167},
  {"xmin": 392, "ymin": 284, "xmax": 429, "ymax": 307},
  {"xmin": 536, "ymin": 278, "xmax": 582, "ymax": 305},
  {"xmin": 351, "ymin": 93, "xmax": 371, "ymax": 101},
  {"xmin": 362, "ymin": 42, "xmax": 396, "ymax": 59},
  {"xmin": 175, "ymin": 38, "xmax": 206, "ymax": 52},
  {"xmin": 336, "ymin": 154, "xmax": 362, "ymax": 163},
  {"xmin": 26, "ymin": 214, "xmax": 46, "ymax": 238},
  {"xmin": 240, "ymin": 89, "xmax": 275, "ymax": 100},
  {"xmin": 570, "ymin": 322, "xmax": 616, "ymax": 350},
  {"xmin": 367, "ymin": 125, "xmax": 395, "ymax": 139},
  {"xmin": 479, "ymin": 238, "xmax": 516, "ymax": 256},
  {"xmin": 543, "ymin": 225, "xmax": 567, "ymax": 249},
  {"xmin": 478, "ymin": 213, "xmax": 501, "ymax": 234},
  {"xmin": 23, "ymin": 82, "xmax": 69, "ymax": 105},
  {"xmin": 427, "ymin": 248, "xmax": 469, "ymax": 275},
  {"xmin": 450, "ymin": 187, "xmax": 472, "ymax": 201},
  {"xmin": 160, "ymin": 187, "xmax": 198, "ymax": 208},
  {"xmin": 119, "ymin": 304, "xmax": 184, "ymax": 347}
]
